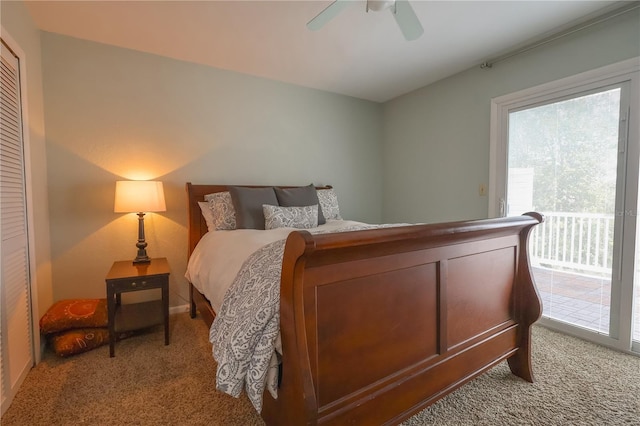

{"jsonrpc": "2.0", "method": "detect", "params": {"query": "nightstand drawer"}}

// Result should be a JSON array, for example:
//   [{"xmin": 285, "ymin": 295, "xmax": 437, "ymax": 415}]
[{"xmin": 107, "ymin": 274, "xmax": 166, "ymax": 293}]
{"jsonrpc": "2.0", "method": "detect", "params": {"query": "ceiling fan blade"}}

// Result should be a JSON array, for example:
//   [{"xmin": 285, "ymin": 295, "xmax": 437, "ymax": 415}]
[
  {"xmin": 307, "ymin": 0, "xmax": 352, "ymax": 31},
  {"xmin": 392, "ymin": 0, "xmax": 424, "ymax": 41}
]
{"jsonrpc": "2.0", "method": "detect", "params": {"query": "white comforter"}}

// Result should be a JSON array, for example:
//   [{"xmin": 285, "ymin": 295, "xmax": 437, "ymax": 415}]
[
  {"xmin": 185, "ymin": 219, "xmax": 370, "ymax": 313},
  {"xmin": 184, "ymin": 220, "xmax": 376, "ymax": 411}
]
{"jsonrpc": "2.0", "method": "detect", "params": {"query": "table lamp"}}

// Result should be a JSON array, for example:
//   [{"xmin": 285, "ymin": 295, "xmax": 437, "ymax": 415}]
[{"xmin": 114, "ymin": 180, "xmax": 166, "ymax": 264}]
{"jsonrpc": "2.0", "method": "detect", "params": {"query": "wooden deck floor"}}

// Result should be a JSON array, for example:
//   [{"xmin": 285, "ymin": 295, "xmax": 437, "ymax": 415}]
[{"xmin": 531, "ymin": 266, "xmax": 640, "ymax": 341}]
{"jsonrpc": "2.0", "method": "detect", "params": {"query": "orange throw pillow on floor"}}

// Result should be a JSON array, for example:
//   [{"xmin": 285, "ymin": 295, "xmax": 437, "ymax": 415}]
[
  {"xmin": 48, "ymin": 328, "xmax": 110, "ymax": 357},
  {"xmin": 39, "ymin": 299, "xmax": 108, "ymax": 335}
]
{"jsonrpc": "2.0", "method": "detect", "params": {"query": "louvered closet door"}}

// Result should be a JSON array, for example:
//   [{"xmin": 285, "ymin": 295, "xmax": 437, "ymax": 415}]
[{"xmin": 0, "ymin": 39, "xmax": 33, "ymax": 415}]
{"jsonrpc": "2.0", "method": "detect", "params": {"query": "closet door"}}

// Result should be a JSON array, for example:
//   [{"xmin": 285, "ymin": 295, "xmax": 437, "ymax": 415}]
[{"xmin": 0, "ymin": 39, "xmax": 33, "ymax": 416}]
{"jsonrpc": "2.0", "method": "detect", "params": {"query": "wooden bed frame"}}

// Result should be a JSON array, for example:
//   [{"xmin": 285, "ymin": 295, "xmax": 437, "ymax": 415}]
[{"xmin": 186, "ymin": 183, "xmax": 544, "ymax": 425}]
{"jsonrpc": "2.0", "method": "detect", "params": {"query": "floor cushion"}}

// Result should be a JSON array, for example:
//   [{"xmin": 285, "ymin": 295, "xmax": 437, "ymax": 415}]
[
  {"xmin": 48, "ymin": 328, "xmax": 110, "ymax": 357},
  {"xmin": 40, "ymin": 299, "xmax": 108, "ymax": 335}
]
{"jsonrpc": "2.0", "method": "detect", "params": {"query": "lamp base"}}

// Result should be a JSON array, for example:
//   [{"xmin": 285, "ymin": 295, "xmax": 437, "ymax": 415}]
[
  {"xmin": 132, "ymin": 212, "xmax": 152, "ymax": 265},
  {"xmin": 133, "ymin": 256, "xmax": 151, "ymax": 265}
]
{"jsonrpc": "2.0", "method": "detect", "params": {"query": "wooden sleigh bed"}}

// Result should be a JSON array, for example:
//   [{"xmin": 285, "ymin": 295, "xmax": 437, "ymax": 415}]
[{"xmin": 186, "ymin": 183, "xmax": 544, "ymax": 426}]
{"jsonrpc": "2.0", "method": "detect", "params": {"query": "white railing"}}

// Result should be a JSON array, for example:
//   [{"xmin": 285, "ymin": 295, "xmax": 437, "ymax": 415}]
[{"xmin": 529, "ymin": 212, "xmax": 614, "ymax": 276}]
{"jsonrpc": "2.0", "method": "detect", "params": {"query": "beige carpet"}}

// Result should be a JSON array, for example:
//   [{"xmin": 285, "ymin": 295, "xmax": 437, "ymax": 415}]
[{"xmin": 2, "ymin": 313, "xmax": 639, "ymax": 425}]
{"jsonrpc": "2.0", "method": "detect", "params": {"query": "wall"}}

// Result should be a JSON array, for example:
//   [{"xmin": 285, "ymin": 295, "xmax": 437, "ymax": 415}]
[
  {"xmin": 382, "ymin": 8, "xmax": 640, "ymax": 224},
  {"xmin": 1, "ymin": 2, "xmax": 53, "ymax": 320},
  {"xmin": 41, "ymin": 33, "xmax": 383, "ymax": 307}
]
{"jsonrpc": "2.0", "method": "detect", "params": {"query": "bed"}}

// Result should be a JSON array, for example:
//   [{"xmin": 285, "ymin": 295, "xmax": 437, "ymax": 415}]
[{"xmin": 185, "ymin": 182, "xmax": 544, "ymax": 425}]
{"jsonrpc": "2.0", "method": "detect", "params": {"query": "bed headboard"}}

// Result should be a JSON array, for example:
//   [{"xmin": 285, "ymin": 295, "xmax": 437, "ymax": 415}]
[{"xmin": 185, "ymin": 183, "xmax": 333, "ymax": 257}]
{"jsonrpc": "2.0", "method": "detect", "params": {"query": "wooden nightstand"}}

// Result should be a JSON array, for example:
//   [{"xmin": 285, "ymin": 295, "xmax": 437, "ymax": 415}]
[{"xmin": 105, "ymin": 257, "xmax": 170, "ymax": 357}]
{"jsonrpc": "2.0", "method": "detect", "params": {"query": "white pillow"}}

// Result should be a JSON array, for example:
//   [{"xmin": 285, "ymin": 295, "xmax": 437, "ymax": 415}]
[
  {"xmin": 204, "ymin": 191, "xmax": 236, "ymax": 230},
  {"xmin": 317, "ymin": 188, "xmax": 342, "ymax": 220},
  {"xmin": 198, "ymin": 202, "xmax": 215, "ymax": 232},
  {"xmin": 263, "ymin": 204, "xmax": 319, "ymax": 230}
]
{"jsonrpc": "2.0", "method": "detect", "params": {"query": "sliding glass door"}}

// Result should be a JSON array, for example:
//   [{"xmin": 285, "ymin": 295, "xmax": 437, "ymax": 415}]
[
  {"xmin": 635, "ymin": 220, "xmax": 640, "ymax": 344},
  {"xmin": 490, "ymin": 59, "xmax": 639, "ymax": 353},
  {"xmin": 507, "ymin": 86, "xmax": 622, "ymax": 335}
]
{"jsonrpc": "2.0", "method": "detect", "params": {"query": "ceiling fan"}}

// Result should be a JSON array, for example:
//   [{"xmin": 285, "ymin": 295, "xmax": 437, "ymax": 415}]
[{"xmin": 307, "ymin": 0, "xmax": 424, "ymax": 41}]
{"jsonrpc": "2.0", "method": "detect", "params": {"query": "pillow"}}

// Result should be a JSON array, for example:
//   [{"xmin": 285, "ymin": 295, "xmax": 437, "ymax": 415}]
[
  {"xmin": 229, "ymin": 186, "xmax": 279, "ymax": 230},
  {"xmin": 48, "ymin": 328, "xmax": 110, "ymax": 357},
  {"xmin": 198, "ymin": 201, "xmax": 215, "ymax": 232},
  {"xmin": 263, "ymin": 204, "xmax": 319, "ymax": 230},
  {"xmin": 40, "ymin": 299, "xmax": 108, "ymax": 335},
  {"xmin": 274, "ymin": 184, "xmax": 326, "ymax": 225},
  {"xmin": 204, "ymin": 191, "xmax": 236, "ymax": 230},
  {"xmin": 317, "ymin": 188, "xmax": 342, "ymax": 220}
]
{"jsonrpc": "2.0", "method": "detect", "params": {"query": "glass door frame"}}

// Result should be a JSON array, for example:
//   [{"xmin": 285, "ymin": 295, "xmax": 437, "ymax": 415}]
[{"xmin": 489, "ymin": 58, "xmax": 640, "ymax": 354}]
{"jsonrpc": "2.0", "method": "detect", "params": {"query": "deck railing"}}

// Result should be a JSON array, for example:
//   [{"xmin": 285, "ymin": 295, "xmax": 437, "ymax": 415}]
[{"xmin": 528, "ymin": 211, "xmax": 614, "ymax": 276}]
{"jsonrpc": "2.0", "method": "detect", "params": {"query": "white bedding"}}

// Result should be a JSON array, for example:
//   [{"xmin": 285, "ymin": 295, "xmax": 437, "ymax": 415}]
[
  {"xmin": 185, "ymin": 219, "xmax": 380, "ymax": 411},
  {"xmin": 185, "ymin": 219, "xmax": 369, "ymax": 312}
]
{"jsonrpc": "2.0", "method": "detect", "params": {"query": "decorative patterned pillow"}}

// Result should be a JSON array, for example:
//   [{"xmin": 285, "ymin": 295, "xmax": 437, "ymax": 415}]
[
  {"xmin": 198, "ymin": 201, "xmax": 215, "ymax": 232},
  {"xmin": 263, "ymin": 204, "xmax": 319, "ymax": 230},
  {"xmin": 48, "ymin": 328, "xmax": 110, "ymax": 357},
  {"xmin": 275, "ymin": 184, "xmax": 326, "ymax": 225},
  {"xmin": 204, "ymin": 191, "xmax": 236, "ymax": 230},
  {"xmin": 317, "ymin": 188, "xmax": 342, "ymax": 220},
  {"xmin": 40, "ymin": 299, "xmax": 108, "ymax": 335}
]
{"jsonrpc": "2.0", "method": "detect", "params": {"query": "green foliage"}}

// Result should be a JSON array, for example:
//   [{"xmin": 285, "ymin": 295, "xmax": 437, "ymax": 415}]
[{"xmin": 508, "ymin": 89, "xmax": 620, "ymax": 214}]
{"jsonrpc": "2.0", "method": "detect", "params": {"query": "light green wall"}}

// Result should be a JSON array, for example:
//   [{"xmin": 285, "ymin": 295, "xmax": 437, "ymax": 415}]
[
  {"xmin": 382, "ymin": 8, "xmax": 640, "ymax": 224},
  {"xmin": 1, "ymin": 1, "xmax": 53, "ymax": 319},
  {"xmin": 41, "ymin": 33, "xmax": 383, "ymax": 307}
]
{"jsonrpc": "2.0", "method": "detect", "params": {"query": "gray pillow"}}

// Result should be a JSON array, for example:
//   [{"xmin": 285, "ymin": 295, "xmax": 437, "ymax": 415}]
[
  {"xmin": 228, "ymin": 186, "xmax": 278, "ymax": 230},
  {"xmin": 274, "ymin": 184, "xmax": 326, "ymax": 225}
]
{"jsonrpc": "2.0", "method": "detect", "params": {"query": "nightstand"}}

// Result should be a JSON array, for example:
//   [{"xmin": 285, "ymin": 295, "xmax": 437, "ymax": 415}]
[{"xmin": 105, "ymin": 257, "xmax": 170, "ymax": 357}]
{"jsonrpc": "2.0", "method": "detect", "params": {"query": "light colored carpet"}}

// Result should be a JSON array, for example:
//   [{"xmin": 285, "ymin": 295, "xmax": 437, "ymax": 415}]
[{"xmin": 2, "ymin": 313, "xmax": 638, "ymax": 425}]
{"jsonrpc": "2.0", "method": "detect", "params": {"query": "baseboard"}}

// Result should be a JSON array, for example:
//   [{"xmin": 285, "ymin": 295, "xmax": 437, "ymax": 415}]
[{"xmin": 169, "ymin": 304, "xmax": 190, "ymax": 315}]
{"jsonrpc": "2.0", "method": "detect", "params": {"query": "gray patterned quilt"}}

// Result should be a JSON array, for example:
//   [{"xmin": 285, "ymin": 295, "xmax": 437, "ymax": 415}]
[{"xmin": 208, "ymin": 223, "xmax": 380, "ymax": 412}]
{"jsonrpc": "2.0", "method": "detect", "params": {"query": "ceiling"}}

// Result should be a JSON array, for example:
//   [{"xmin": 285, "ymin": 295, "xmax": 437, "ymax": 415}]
[{"xmin": 24, "ymin": 0, "xmax": 624, "ymax": 102}]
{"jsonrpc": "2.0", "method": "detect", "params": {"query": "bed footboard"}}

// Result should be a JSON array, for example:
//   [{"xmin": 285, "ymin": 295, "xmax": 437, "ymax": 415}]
[{"xmin": 262, "ymin": 213, "xmax": 543, "ymax": 426}]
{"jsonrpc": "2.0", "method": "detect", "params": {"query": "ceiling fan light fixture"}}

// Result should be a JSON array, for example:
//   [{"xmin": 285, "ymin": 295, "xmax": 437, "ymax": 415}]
[
  {"xmin": 308, "ymin": 0, "xmax": 423, "ymax": 41},
  {"xmin": 367, "ymin": 0, "xmax": 396, "ymax": 12}
]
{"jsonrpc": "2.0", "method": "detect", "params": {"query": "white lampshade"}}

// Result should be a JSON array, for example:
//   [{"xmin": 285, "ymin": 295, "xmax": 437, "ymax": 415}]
[{"xmin": 114, "ymin": 181, "xmax": 166, "ymax": 213}]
